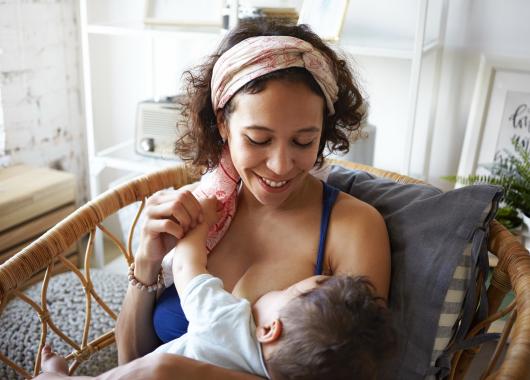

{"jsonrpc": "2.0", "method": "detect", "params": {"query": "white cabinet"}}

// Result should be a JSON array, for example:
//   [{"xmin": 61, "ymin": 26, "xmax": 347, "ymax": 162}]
[{"xmin": 79, "ymin": 0, "xmax": 447, "ymax": 208}]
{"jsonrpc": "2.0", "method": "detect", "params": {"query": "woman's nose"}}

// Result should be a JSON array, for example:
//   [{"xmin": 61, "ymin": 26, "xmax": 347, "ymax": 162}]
[{"xmin": 266, "ymin": 145, "xmax": 294, "ymax": 176}]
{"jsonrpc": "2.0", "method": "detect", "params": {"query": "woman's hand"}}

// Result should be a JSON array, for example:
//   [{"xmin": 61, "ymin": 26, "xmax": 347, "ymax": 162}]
[
  {"xmin": 116, "ymin": 185, "xmax": 203, "ymax": 361},
  {"xmin": 134, "ymin": 186, "xmax": 203, "ymax": 284}
]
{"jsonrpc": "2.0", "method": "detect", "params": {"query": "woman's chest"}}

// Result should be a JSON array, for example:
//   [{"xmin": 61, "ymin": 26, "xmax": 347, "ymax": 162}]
[{"xmin": 206, "ymin": 208, "xmax": 323, "ymax": 302}]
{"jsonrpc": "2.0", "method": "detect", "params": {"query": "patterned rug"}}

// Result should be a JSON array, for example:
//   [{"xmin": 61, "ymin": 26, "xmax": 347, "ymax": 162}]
[{"xmin": 0, "ymin": 269, "xmax": 128, "ymax": 379}]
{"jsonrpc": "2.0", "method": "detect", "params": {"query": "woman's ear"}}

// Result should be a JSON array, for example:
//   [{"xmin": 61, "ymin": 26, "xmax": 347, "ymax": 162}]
[
  {"xmin": 256, "ymin": 319, "xmax": 283, "ymax": 344},
  {"xmin": 216, "ymin": 111, "xmax": 228, "ymax": 141}
]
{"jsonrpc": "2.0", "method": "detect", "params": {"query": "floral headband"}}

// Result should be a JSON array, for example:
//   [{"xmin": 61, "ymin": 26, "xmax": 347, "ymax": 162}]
[{"xmin": 211, "ymin": 35, "xmax": 338, "ymax": 114}]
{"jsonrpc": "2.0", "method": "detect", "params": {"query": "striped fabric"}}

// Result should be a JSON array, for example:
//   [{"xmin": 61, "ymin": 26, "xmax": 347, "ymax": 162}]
[
  {"xmin": 430, "ymin": 244, "xmax": 472, "ymax": 365},
  {"xmin": 429, "ymin": 203, "xmax": 493, "ymax": 368}
]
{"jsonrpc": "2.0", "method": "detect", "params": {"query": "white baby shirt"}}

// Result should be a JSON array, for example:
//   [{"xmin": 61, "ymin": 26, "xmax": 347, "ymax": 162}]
[{"xmin": 151, "ymin": 274, "xmax": 269, "ymax": 378}]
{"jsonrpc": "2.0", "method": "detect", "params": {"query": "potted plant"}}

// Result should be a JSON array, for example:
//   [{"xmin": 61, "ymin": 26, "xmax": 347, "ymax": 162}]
[{"xmin": 448, "ymin": 138, "xmax": 530, "ymax": 232}]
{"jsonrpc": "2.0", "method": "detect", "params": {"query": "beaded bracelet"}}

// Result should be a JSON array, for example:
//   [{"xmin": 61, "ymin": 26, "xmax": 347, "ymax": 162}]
[{"xmin": 128, "ymin": 262, "xmax": 165, "ymax": 292}]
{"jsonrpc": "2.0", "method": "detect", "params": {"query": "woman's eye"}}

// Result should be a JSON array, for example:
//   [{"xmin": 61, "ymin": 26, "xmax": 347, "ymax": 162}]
[
  {"xmin": 246, "ymin": 136, "xmax": 270, "ymax": 146},
  {"xmin": 294, "ymin": 139, "xmax": 315, "ymax": 148}
]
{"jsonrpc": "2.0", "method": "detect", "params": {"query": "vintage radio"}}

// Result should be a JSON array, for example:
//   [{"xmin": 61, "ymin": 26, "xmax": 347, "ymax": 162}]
[{"xmin": 135, "ymin": 95, "xmax": 187, "ymax": 159}]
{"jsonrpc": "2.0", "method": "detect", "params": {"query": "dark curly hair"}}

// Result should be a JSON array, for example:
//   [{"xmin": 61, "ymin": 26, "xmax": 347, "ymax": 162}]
[
  {"xmin": 267, "ymin": 276, "xmax": 396, "ymax": 380},
  {"xmin": 175, "ymin": 18, "xmax": 366, "ymax": 171}
]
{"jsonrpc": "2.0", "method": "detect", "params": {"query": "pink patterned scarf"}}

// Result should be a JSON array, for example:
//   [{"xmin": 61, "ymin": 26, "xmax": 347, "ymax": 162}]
[
  {"xmin": 162, "ymin": 36, "xmax": 338, "ymax": 286},
  {"xmin": 192, "ymin": 145, "xmax": 239, "ymax": 251}
]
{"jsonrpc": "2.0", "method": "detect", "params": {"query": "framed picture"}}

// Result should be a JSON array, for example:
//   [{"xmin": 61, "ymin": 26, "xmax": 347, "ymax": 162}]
[
  {"xmin": 297, "ymin": 0, "xmax": 349, "ymax": 41},
  {"xmin": 457, "ymin": 55, "xmax": 530, "ymax": 177},
  {"xmin": 144, "ymin": 0, "xmax": 224, "ymax": 27}
]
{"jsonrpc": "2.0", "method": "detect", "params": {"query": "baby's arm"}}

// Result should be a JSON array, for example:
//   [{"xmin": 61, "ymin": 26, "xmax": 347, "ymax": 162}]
[{"xmin": 172, "ymin": 197, "xmax": 218, "ymax": 296}]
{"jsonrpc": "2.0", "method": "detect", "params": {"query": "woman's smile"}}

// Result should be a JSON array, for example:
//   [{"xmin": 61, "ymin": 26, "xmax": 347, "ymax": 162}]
[{"xmin": 257, "ymin": 174, "xmax": 291, "ymax": 192}]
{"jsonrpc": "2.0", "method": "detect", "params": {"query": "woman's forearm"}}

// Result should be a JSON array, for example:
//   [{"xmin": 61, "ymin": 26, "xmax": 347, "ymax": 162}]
[
  {"xmin": 115, "ymin": 258, "xmax": 161, "ymax": 364},
  {"xmin": 97, "ymin": 353, "xmax": 265, "ymax": 380},
  {"xmin": 115, "ymin": 183, "xmax": 204, "ymax": 363}
]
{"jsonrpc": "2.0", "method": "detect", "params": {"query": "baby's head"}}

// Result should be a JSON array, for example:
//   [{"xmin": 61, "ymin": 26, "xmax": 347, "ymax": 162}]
[{"xmin": 253, "ymin": 275, "xmax": 396, "ymax": 380}]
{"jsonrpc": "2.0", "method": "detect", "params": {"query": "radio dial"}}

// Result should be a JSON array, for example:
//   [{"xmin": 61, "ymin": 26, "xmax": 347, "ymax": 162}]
[{"xmin": 140, "ymin": 137, "xmax": 155, "ymax": 152}]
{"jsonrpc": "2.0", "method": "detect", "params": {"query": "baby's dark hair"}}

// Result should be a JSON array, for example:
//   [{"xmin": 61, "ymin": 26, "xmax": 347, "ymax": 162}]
[
  {"xmin": 267, "ymin": 275, "xmax": 396, "ymax": 380},
  {"xmin": 175, "ymin": 18, "xmax": 366, "ymax": 171}
]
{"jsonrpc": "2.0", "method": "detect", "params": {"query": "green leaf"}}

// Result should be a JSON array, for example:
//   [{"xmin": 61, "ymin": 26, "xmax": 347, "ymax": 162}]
[{"xmin": 447, "ymin": 138, "xmax": 530, "ymax": 219}]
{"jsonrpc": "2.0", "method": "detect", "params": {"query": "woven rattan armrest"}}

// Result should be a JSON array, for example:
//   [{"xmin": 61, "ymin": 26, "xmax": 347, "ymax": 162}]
[{"xmin": 0, "ymin": 164, "xmax": 198, "ymax": 378}]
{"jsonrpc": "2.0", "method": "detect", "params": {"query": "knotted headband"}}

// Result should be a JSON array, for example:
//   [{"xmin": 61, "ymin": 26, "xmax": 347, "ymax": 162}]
[
  {"xmin": 162, "ymin": 36, "xmax": 338, "ymax": 287},
  {"xmin": 212, "ymin": 35, "xmax": 338, "ymax": 114}
]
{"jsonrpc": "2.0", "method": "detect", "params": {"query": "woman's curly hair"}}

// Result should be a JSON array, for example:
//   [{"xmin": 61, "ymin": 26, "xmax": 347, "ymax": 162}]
[{"xmin": 175, "ymin": 18, "xmax": 366, "ymax": 171}]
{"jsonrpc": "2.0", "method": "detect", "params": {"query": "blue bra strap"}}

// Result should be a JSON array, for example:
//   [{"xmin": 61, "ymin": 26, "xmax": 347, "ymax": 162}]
[{"xmin": 315, "ymin": 182, "xmax": 340, "ymax": 275}]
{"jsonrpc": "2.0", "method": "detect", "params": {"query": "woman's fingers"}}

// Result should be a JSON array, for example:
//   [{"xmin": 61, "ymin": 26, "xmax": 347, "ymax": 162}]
[
  {"xmin": 138, "ymin": 188, "xmax": 208, "ymax": 263},
  {"xmin": 179, "ymin": 190, "xmax": 204, "ymax": 225},
  {"xmin": 143, "ymin": 218, "xmax": 185, "ymax": 240},
  {"xmin": 170, "ymin": 202, "xmax": 193, "ymax": 231},
  {"xmin": 147, "ymin": 189, "xmax": 204, "ymax": 228},
  {"xmin": 147, "ymin": 200, "xmax": 195, "ymax": 232}
]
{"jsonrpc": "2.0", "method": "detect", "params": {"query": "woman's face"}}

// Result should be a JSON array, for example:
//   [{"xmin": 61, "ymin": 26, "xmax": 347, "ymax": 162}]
[{"xmin": 218, "ymin": 79, "xmax": 325, "ymax": 207}]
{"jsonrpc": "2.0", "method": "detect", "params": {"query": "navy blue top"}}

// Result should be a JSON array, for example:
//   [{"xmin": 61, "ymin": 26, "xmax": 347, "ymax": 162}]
[{"xmin": 152, "ymin": 181, "xmax": 341, "ymax": 343}]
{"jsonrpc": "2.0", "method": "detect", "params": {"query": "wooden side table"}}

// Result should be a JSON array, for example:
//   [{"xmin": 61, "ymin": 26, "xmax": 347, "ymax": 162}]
[{"xmin": 0, "ymin": 165, "xmax": 80, "ymax": 286}]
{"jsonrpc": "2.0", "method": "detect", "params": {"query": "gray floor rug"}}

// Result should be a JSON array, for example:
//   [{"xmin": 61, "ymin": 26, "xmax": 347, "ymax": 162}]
[{"xmin": 0, "ymin": 269, "xmax": 128, "ymax": 379}]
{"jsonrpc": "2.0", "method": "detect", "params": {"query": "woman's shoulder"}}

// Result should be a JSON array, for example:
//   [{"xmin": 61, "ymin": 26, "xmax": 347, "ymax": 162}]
[
  {"xmin": 332, "ymin": 189, "xmax": 383, "ymax": 226},
  {"xmin": 328, "ymin": 191, "xmax": 387, "ymax": 250}
]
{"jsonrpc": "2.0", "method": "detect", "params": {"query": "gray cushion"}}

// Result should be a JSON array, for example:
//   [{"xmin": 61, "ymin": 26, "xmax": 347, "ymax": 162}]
[
  {"xmin": 327, "ymin": 166, "xmax": 502, "ymax": 380},
  {"xmin": 0, "ymin": 269, "xmax": 128, "ymax": 379}
]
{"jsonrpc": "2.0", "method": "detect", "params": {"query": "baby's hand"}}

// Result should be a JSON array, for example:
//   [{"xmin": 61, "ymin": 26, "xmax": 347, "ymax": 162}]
[
  {"xmin": 199, "ymin": 197, "xmax": 221, "ymax": 227},
  {"xmin": 169, "ymin": 196, "xmax": 220, "ymax": 291}
]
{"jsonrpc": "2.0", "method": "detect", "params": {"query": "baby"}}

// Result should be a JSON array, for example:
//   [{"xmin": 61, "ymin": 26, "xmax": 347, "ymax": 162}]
[{"xmin": 40, "ymin": 198, "xmax": 395, "ymax": 379}]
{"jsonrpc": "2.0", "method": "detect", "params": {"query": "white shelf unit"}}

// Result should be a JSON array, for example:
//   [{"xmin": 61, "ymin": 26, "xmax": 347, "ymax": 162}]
[
  {"xmin": 79, "ymin": 0, "xmax": 448, "ymax": 263},
  {"xmin": 79, "ymin": 0, "xmax": 230, "ymax": 265},
  {"xmin": 86, "ymin": 22, "xmax": 225, "ymax": 38},
  {"xmin": 337, "ymin": 31, "xmax": 441, "ymax": 60},
  {"xmin": 95, "ymin": 140, "xmax": 180, "ymax": 173}
]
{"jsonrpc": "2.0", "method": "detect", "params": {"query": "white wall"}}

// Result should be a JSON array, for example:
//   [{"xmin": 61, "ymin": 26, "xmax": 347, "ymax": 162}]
[
  {"xmin": 428, "ymin": 0, "xmax": 530, "ymax": 188},
  {"xmin": 1, "ymin": 0, "xmax": 528, "ymax": 198},
  {"xmin": 0, "ymin": 0, "xmax": 88, "ymax": 202},
  {"xmin": 341, "ymin": 0, "xmax": 530, "ymax": 188},
  {"xmin": 338, "ymin": 0, "xmax": 442, "ymax": 175}
]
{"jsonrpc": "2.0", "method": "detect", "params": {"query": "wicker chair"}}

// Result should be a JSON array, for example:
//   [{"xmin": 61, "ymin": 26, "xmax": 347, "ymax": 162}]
[{"xmin": 0, "ymin": 161, "xmax": 529, "ymax": 379}]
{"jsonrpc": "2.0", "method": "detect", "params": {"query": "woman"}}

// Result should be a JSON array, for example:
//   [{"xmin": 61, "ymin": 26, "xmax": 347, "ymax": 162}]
[{"xmin": 115, "ymin": 19, "xmax": 390, "ymax": 379}]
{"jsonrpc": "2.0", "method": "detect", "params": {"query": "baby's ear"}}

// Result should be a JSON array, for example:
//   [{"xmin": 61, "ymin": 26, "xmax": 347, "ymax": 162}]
[{"xmin": 256, "ymin": 319, "xmax": 282, "ymax": 344}]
